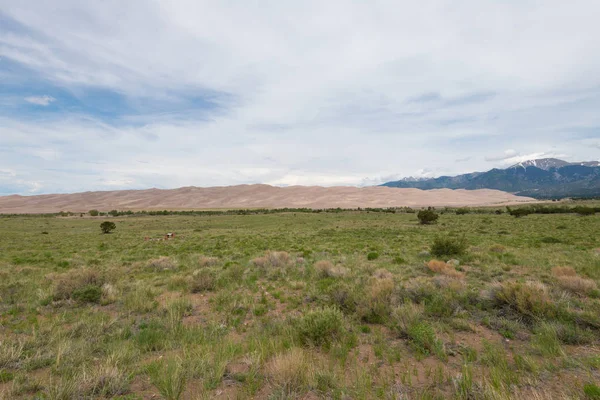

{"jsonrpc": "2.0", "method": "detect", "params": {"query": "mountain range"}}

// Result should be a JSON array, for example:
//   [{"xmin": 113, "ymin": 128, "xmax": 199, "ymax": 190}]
[{"xmin": 382, "ymin": 158, "xmax": 600, "ymax": 199}]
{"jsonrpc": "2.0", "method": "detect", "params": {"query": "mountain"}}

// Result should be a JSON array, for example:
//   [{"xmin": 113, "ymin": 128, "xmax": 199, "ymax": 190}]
[
  {"xmin": 0, "ymin": 184, "xmax": 535, "ymax": 214},
  {"xmin": 382, "ymin": 159, "xmax": 600, "ymax": 199}
]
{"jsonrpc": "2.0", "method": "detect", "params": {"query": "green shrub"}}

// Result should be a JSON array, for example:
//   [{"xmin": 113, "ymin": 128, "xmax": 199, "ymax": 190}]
[
  {"xmin": 100, "ymin": 221, "xmax": 116, "ymax": 234},
  {"xmin": 295, "ymin": 307, "xmax": 345, "ymax": 348},
  {"xmin": 574, "ymin": 206, "xmax": 596, "ymax": 216},
  {"xmin": 455, "ymin": 208, "xmax": 469, "ymax": 215},
  {"xmin": 407, "ymin": 321, "xmax": 445, "ymax": 359},
  {"xmin": 367, "ymin": 252, "xmax": 379, "ymax": 261},
  {"xmin": 417, "ymin": 209, "xmax": 439, "ymax": 225},
  {"xmin": 72, "ymin": 285, "xmax": 102, "ymax": 303},
  {"xmin": 136, "ymin": 321, "xmax": 168, "ymax": 352},
  {"xmin": 507, "ymin": 207, "xmax": 530, "ymax": 218},
  {"xmin": 430, "ymin": 235, "xmax": 467, "ymax": 257},
  {"xmin": 89, "ymin": 209, "xmax": 99, "ymax": 216},
  {"xmin": 491, "ymin": 281, "xmax": 554, "ymax": 318},
  {"xmin": 584, "ymin": 383, "xmax": 600, "ymax": 399}
]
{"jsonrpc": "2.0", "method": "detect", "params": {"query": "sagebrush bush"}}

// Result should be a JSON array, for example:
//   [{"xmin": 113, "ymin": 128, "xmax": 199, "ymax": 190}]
[
  {"xmin": 391, "ymin": 302, "xmax": 424, "ymax": 337},
  {"xmin": 72, "ymin": 285, "xmax": 102, "ymax": 303},
  {"xmin": 327, "ymin": 282, "xmax": 358, "ymax": 313},
  {"xmin": 490, "ymin": 281, "xmax": 554, "ymax": 318},
  {"xmin": 53, "ymin": 268, "xmax": 106, "ymax": 302},
  {"xmin": 314, "ymin": 260, "xmax": 348, "ymax": 278},
  {"xmin": 252, "ymin": 251, "xmax": 291, "ymax": 268},
  {"xmin": 367, "ymin": 252, "xmax": 379, "ymax": 260},
  {"xmin": 295, "ymin": 307, "xmax": 346, "ymax": 347},
  {"xmin": 197, "ymin": 256, "xmax": 219, "ymax": 267},
  {"xmin": 190, "ymin": 270, "xmax": 216, "ymax": 293},
  {"xmin": 147, "ymin": 256, "xmax": 177, "ymax": 271},
  {"xmin": 430, "ymin": 235, "xmax": 468, "ymax": 257},
  {"xmin": 358, "ymin": 276, "xmax": 395, "ymax": 323},
  {"xmin": 417, "ymin": 209, "xmax": 439, "ymax": 225}
]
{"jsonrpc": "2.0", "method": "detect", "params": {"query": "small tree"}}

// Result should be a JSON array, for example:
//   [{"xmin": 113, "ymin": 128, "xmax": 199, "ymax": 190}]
[
  {"xmin": 89, "ymin": 209, "xmax": 99, "ymax": 216},
  {"xmin": 100, "ymin": 221, "xmax": 116, "ymax": 234},
  {"xmin": 417, "ymin": 209, "xmax": 439, "ymax": 225},
  {"xmin": 108, "ymin": 210, "xmax": 119, "ymax": 217}
]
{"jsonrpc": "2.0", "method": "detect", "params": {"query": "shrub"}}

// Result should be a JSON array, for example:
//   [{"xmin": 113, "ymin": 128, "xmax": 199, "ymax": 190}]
[
  {"xmin": 252, "ymin": 251, "xmax": 291, "ymax": 269},
  {"xmin": 314, "ymin": 260, "xmax": 348, "ymax": 278},
  {"xmin": 574, "ymin": 206, "xmax": 596, "ymax": 216},
  {"xmin": 147, "ymin": 256, "xmax": 177, "ymax": 271},
  {"xmin": 490, "ymin": 281, "xmax": 554, "ymax": 318},
  {"xmin": 426, "ymin": 260, "xmax": 464, "ymax": 279},
  {"xmin": 391, "ymin": 302, "xmax": 424, "ymax": 337},
  {"xmin": 327, "ymin": 282, "xmax": 358, "ymax": 313},
  {"xmin": 407, "ymin": 321, "xmax": 445, "ymax": 359},
  {"xmin": 507, "ymin": 207, "xmax": 530, "ymax": 218},
  {"xmin": 100, "ymin": 221, "xmax": 116, "ymax": 234},
  {"xmin": 358, "ymin": 276, "xmax": 395, "ymax": 323},
  {"xmin": 72, "ymin": 285, "xmax": 102, "ymax": 303},
  {"xmin": 190, "ymin": 270, "xmax": 216, "ymax": 293},
  {"xmin": 53, "ymin": 268, "xmax": 105, "ymax": 302},
  {"xmin": 197, "ymin": 256, "xmax": 219, "ymax": 267},
  {"xmin": 455, "ymin": 208, "xmax": 469, "ymax": 215},
  {"xmin": 88, "ymin": 210, "xmax": 99, "ymax": 216},
  {"xmin": 417, "ymin": 209, "xmax": 439, "ymax": 225},
  {"xmin": 108, "ymin": 210, "xmax": 119, "ymax": 217},
  {"xmin": 367, "ymin": 252, "xmax": 379, "ymax": 260},
  {"xmin": 295, "ymin": 307, "xmax": 345, "ymax": 347},
  {"xmin": 430, "ymin": 235, "xmax": 467, "ymax": 257}
]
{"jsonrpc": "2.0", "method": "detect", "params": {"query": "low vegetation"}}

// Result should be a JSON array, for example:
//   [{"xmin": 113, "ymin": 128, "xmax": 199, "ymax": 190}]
[{"xmin": 0, "ymin": 202, "xmax": 599, "ymax": 398}]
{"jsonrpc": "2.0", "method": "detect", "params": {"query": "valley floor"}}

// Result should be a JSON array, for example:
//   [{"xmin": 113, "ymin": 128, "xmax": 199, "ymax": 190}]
[{"xmin": 0, "ymin": 209, "xmax": 599, "ymax": 399}]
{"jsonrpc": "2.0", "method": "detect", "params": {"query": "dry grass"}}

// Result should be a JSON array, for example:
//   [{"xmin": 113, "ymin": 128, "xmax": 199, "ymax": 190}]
[
  {"xmin": 551, "ymin": 266, "xmax": 577, "ymax": 277},
  {"xmin": 314, "ymin": 260, "xmax": 348, "ymax": 278},
  {"xmin": 372, "ymin": 268, "xmax": 393, "ymax": 280},
  {"xmin": 427, "ymin": 259, "xmax": 465, "ymax": 279},
  {"xmin": 252, "ymin": 251, "xmax": 292, "ymax": 269},
  {"xmin": 197, "ymin": 255, "xmax": 219, "ymax": 267},
  {"xmin": 552, "ymin": 266, "xmax": 597, "ymax": 295},
  {"xmin": 557, "ymin": 276, "xmax": 597, "ymax": 296},
  {"xmin": 267, "ymin": 348, "xmax": 311, "ymax": 393},
  {"xmin": 147, "ymin": 256, "xmax": 177, "ymax": 271}
]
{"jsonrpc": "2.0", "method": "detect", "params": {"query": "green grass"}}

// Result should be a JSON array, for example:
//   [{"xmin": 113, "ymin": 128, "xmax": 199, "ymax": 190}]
[{"xmin": 0, "ymin": 208, "xmax": 599, "ymax": 398}]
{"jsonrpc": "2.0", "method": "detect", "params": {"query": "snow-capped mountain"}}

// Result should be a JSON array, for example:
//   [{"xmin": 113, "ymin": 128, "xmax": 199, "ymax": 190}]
[{"xmin": 383, "ymin": 158, "xmax": 600, "ymax": 198}]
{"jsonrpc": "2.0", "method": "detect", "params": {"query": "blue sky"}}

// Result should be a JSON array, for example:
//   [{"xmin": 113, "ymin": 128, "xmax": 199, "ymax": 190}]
[{"xmin": 1, "ymin": 1, "xmax": 600, "ymax": 195}]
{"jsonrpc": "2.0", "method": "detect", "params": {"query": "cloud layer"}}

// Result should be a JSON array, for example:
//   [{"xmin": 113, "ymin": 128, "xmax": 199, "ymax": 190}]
[{"xmin": 1, "ymin": 1, "xmax": 600, "ymax": 194}]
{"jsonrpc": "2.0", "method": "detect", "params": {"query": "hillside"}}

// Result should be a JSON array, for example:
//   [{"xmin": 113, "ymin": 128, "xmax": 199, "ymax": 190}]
[{"xmin": 0, "ymin": 184, "xmax": 535, "ymax": 214}]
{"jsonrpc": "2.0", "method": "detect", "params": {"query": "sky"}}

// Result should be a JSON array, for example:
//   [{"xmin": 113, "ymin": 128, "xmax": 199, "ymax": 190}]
[{"xmin": 1, "ymin": 1, "xmax": 600, "ymax": 195}]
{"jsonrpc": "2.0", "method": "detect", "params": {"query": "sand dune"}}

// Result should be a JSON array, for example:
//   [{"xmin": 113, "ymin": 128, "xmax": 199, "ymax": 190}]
[{"xmin": 0, "ymin": 184, "xmax": 536, "ymax": 214}]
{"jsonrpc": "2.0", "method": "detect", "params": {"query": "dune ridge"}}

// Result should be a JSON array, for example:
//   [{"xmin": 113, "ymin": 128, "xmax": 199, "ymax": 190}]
[{"xmin": 0, "ymin": 184, "xmax": 536, "ymax": 214}]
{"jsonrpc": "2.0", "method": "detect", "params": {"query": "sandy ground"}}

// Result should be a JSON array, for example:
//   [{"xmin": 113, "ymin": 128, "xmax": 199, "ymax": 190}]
[{"xmin": 0, "ymin": 184, "xmax": 536, "ymax": 214}]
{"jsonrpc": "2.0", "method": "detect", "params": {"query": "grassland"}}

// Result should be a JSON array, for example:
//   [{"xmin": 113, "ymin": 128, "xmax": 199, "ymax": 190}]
[{"xmin": 0, "ymin": 208, "xmax": 599, "ymax": 399}]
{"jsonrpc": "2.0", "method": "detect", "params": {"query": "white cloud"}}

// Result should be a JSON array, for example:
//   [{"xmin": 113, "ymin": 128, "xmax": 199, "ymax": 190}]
[
  {"xmin": 1, "ymin": 1, "xmax": 600, "ymax": 193},
  {"xmin": 24, "ymin": 95, "xmax": 56, "ymax": 106}
]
